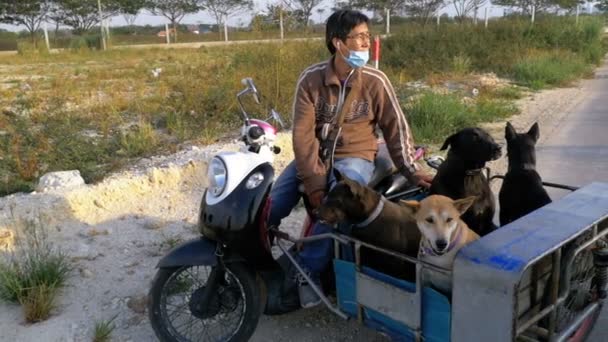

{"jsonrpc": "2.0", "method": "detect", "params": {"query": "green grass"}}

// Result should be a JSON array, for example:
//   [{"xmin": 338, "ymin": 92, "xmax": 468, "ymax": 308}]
[
  {"xmin": 404, "ymin": 91, "xmax": 518, "ymax": 144},
  {"xmin": 513, "ymin": 51, "xmax": 590, "ymax": 89},
  {"xmin": 0, "ymin": 15, "xmax": 603, "ymax": 196},
  {"xmin": 93, "ymin": 315, "xmax": 118, "ymax": 342},
  {"xmin": 0, "ymin": 219, "xmax": 71, "ymax": 322}
]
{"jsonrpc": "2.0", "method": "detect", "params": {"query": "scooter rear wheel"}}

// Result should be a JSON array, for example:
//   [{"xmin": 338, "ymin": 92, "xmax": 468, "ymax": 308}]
[{"xmin": 149, "ymin": 263, "xmax": 262, "ymax": 342}]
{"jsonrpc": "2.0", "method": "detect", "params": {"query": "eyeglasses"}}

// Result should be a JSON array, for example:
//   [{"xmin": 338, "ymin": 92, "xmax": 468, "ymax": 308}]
[{"xmin": 346, "ymin": 32, "xmax": 372, "ymax": 42}]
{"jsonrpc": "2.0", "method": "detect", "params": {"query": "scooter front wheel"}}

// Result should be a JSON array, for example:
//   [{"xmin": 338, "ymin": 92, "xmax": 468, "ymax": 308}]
[{"xmin": 148, "ymin": 263, "xmax": 262, "ymax": 342}]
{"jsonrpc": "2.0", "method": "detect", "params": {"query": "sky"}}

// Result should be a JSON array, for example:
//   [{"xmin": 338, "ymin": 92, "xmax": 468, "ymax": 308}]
[{"xmin": 0, "ymin": 0, "xmax": 600, "ymax": 32}]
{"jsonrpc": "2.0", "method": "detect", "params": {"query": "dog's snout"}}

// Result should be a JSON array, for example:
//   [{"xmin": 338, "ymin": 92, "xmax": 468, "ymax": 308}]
[{"xmin": 435, "ymin": 239, "xmax": 448, "ymax": 251}]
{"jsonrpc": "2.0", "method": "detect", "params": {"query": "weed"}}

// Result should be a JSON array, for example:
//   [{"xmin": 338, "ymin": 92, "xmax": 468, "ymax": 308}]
[
  {"xmin": 513, "ymin": 51, "xmax": 589, "ymax": 89},
  {"xmin": 19, "ymin": 283, "xmax": 56, "ymax": 323},
  {"xmin": 0, "ymin": 218, "xmax": 71, "ymax": 323},
  {"xmin": 404, "ymin": 91, "xmax": 518, "ymax": 143},
  {"xmin": 93, "ymin": 315, "xmax": 118, "ymax": 342},
  {"xmin": 451, "ymin": 54, "xmax": 472, "ymax": 75},
  {"xmin": 116, "ymin": 120, "xmax": 159, "ymax": 158},
  {"xmin": 492, "ymin": 86, "xmax": 525, "ymax": 100}
]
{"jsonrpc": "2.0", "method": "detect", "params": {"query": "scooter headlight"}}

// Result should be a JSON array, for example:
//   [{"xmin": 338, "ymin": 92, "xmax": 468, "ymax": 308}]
[{"xmin": 207, "ymin": 157, "xmax": 227, "ymax": 197}]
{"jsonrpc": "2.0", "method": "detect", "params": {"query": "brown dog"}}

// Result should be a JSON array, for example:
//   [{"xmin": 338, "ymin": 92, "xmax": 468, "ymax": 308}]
[
  {"xmin": 316, "ymin": 171, "xmax": 421, "ymax": 280},
  {"xmin": 401, "ymin": 195, "xmax": 480, "ymax": 294}
]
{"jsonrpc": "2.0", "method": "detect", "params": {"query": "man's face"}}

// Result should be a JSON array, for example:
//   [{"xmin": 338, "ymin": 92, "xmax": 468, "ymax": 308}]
[{"xmin": 337, "ymin": 23, "xmax": 370, "ymax": 53}]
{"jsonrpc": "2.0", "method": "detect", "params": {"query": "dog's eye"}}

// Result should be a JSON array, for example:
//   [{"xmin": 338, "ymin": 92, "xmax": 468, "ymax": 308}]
[
  {"xmin": 425, "ymin": 217, "xmax": 434, "ymax": 223},
  {"xmin": 446, "ymin": 217, "xmax": 453, "ymax": 223}
]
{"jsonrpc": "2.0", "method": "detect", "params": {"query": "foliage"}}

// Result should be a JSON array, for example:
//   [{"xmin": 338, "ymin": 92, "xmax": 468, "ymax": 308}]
[
  {"xmin": 52, "ymin": 0, "xmax": 123, "ymax": 33},
  {"xmin": 200, "ymin": 0, "xmax": 253, "ymax": 39},
  {"xmin": 0, "ymin": 0, "xmax": 50, "ymax": 44},
  {"xmin": 145, "ymin": 0, "xmax": 200, "ymax": 42}
]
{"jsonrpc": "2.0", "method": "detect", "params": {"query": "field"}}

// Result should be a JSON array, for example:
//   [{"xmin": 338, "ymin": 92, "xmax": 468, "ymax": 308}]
[{"xmin": 0, "ymin": 16, "xmax": 604, "ymax": 196}]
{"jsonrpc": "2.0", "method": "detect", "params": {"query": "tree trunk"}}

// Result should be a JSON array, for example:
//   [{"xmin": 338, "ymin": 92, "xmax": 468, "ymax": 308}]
[{"xmin": 173, "ymin": 21, "xmax": 178, "ymax": 43}]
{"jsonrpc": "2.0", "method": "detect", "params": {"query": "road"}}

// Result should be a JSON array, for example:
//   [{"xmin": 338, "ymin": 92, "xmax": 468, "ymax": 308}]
[{"xmin": 536, "ymin": 60, "xmax": 608, "ymax": 341}]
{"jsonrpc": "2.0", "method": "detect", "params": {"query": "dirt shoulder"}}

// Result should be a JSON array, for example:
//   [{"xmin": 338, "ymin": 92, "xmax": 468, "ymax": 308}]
[{"xmin": 0, "ymin": 78, "xmax": 589, "ymax": 341}]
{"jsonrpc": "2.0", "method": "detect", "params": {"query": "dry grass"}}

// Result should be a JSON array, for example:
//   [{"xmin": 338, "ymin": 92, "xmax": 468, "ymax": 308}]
[{"xmin": 0, "ymin": 218, "xmax": 71, "ymax": 323}]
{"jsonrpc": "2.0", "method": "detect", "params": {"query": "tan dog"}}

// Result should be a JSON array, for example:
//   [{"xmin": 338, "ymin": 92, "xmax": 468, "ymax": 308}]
[{"xmin": 401, "ymin": 195, "xmax": 479, "ymax": 294}]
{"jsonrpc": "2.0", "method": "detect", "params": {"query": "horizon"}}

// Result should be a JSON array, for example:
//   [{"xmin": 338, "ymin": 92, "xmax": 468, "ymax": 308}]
[{"xmin": 0, "ymin": 2, "xmax": 599, "ymax": 33}]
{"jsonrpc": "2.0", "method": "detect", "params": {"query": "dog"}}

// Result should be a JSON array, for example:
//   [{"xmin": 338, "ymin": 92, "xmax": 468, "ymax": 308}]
[
  {"xmin": 430, "ymin": 127, "xmax": 502, "ymax": 237},
  {"xmin": 499, "ymin": 122, "xmax": 551, "ymax": 226},
  {"xmin": 401, "ymin": 195, "xmax": 479, "ymax": 295},
  {"xmin": 316, "ymin": 171, "xmax": 421, "ymax": 280}
]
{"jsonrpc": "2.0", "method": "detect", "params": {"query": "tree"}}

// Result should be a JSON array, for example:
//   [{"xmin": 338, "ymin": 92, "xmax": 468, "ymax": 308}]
[
  {"xmin": 146, "ymin": 0, "xmax": 200, "ymax": 42},
  {"xmin": 0, "ymin": 0, "xmax": 51, "ymax": 45},
  {"xmin": 199, "ymin": 0, "xmax": 253, "ymax": 39},
  {"xmin": 347, "ymin": 0, "xmax": 405, "ymax": 23},
  {"xmin": 54, "ymin": 0, "xmax": 123, "ymax": 34},
  {"xmin": 403, "ymin": 0, "xmax": 445, "ymax": 25},
  {"xmin": 289, "ymin": 0, "xmax": 323, "ymax": 27},
  {"xmin": 492, "ymin": 0, "xmax": 554, "ymax": 15},
  {"xmin": 121, "ymin": 0, "xmax": 146, "ymax": 33},
  {"xmin": 596, "ymin": 0, "xmax": 608, "ymax": 12},
  {"xmin": 121, "ymin": 0, "xmax": 145, "ymax": 24},
  {"xmin": 452, "ymin": 0, "xmax": 486, "ymax": 22}
]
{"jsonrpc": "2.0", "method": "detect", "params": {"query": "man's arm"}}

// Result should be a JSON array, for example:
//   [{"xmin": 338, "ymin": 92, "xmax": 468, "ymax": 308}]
[
  {"xmin": 292, "ymin": 77, "xmax": 327, "ymax": 198},
  {"xmin": 374, "ymin": 74, "xmax": 420, "ymax": 183}
]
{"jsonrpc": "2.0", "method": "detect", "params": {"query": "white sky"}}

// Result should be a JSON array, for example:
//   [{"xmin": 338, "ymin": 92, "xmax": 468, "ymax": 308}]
[{"xmin": 0, "ymin": 1, "xmax": 599, "ymax": 32}]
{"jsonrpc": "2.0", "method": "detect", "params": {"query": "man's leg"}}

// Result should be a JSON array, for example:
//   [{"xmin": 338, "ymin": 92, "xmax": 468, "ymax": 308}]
[
  {"xmin": 297, "ymin": 157, "xmax": 374, "ymax": 308},
  {"xmin": 267, "ymin": 160, "xmax": 302, "ymax": 229}
]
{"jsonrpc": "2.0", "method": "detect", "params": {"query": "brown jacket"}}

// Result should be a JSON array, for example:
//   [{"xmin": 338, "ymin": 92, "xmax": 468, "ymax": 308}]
[{"xmin": 292, "ymin": 57, "xmax": 418, "ymax": 196}]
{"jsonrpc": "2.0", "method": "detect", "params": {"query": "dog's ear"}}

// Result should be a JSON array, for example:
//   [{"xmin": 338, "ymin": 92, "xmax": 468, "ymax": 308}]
[
  {"xmin": 399, "ymin": 200, "xmax": 420, "ymax": 216},
  {"xmin": 527, "ymin": 122, "xmax": 540, "ymax": 143},
  {"xmin": 505, "ymin": 122, "xmax": 517, "ymax": 141},
  {"xmin": 440, "ymin": 133, "xmax": 457, "ymax": 151},
  {"xmin": 453, "ymin": 196, "xmax": 476, "ymax": 216}
]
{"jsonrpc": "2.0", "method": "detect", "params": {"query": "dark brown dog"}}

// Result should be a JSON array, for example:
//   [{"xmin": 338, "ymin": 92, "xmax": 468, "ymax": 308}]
[
  {"xmin": 316, "ymin": 171, "xmax": 421, "ymax": 280},
  {"xmin": 430, "ymin": 127, "xmax": 502, "ymax": 236},
  {"xmin": 499, "ymin": 122, "xmax": 551, "ymax": 226}
]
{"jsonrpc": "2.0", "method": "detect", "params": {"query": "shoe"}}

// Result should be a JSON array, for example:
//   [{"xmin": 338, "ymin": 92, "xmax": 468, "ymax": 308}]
[{"xmin": 295, "ymin": 271, "xmax": 322, "ymax": 308}]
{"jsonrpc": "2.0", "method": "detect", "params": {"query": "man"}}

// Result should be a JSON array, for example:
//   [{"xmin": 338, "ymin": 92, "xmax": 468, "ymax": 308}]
[{"xmin": 267, "ymin": 9, "xmax": 433, "ymax": 308}]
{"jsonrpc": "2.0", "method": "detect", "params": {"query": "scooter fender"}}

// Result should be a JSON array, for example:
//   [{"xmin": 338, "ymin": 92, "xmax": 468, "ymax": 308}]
[{"xmin": 156, "ymin": 237, "xmax": 218, "ymax": 268}]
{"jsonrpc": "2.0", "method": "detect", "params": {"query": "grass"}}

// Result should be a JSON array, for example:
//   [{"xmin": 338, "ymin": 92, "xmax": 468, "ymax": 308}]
[
  {"xmin": 93, "ymin": 315, "xmax": 118, "ymax": 342},
  {"xmin": 512, "ymin": 50, "xmax": 591, "ymax": 89},
  {"xmin": 0, "ymin": 219, "xmax": 71, "ymax": 322},
  {"xmin": 0, "ymin": 15, "xmax": 603, "ymax": 196},
  {"xmin": 404, "ymin": 91, "xmax": 518, "ymax": 144}
]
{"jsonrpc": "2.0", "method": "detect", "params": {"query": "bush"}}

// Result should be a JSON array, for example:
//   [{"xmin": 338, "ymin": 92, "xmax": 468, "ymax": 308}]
[
  {"xmin": 404, "ymin": 91, "xmax": 518, "ymax": 143},
  {"xmin": 513, "ymin": 51, "xmax": 589, "ymax": 89},
  {"xmin": 0, "ymin": 219, "xmax": 71, "ymax": 322}
]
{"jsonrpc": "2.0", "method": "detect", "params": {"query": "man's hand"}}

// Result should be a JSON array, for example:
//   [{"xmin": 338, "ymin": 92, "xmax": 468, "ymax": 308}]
[
  {"xmin": 413, "ymin": 170, "xmax": 434, "ymax": 189},
  {"xmin": 308, "ymin": 190, "xmax": 325, "ymax": 209}
]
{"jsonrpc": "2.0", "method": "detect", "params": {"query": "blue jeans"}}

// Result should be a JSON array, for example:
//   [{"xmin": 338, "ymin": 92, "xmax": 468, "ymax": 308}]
[{"xmin": 268, "ymin": 158, "xmax": 374, "ymax": 274}]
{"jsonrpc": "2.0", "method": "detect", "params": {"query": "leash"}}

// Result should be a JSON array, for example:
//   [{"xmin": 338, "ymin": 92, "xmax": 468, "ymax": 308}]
[
  {"xmin": 353, "ymin": 196, "xmax": 386, "ymax": 228},
  {"xmin": 420, "ymin": 225, "xmax": 463, "ymax": 256}
]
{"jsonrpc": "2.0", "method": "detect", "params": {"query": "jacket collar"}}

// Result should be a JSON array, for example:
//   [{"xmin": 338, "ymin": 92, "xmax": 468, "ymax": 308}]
[{"xmin": 324, "ymin": 56, "xmax": 361, "ymax": 88}]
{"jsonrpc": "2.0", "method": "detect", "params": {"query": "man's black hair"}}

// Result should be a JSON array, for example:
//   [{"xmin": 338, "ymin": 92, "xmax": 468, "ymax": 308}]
[{"xmin": 325, "ymin": 10, "xmax": 369, "ymax": 55}]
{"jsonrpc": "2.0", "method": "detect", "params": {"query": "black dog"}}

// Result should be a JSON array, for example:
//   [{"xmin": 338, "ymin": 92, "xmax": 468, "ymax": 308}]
[
  {"xmin": 430, "ymin": 127, "xmax": 502, "ymax": 237},
  {"xmin": 499, "ymin": 122, "xmax": 551, "ymax": 226}
]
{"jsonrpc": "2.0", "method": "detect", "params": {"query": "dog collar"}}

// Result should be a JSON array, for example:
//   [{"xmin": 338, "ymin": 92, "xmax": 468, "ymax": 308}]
[
  {"xmin": 509, "ymin": 163, "xmax": 536, "ymax": 172},
  {"xmin": 353, "ymin": 196, "xmax": 385, "ymax": 228},
  {"xmin": 465, "ymin": 168, "xmax": 484, "ymax": 176},
  {"xmin": 421, "ymin": 225, "xmax": 463, "ymax": 256}
]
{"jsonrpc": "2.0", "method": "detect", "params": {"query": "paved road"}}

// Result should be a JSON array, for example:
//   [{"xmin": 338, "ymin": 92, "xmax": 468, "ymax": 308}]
[{"xmin": 536, "ymin": 61, "xmax": 608, "ymax": 341}]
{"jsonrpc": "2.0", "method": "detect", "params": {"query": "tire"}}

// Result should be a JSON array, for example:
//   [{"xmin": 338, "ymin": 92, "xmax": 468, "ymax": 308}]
[{"xmin": 149, "ymin": 263, "xmax": 262, "ymax": 342}]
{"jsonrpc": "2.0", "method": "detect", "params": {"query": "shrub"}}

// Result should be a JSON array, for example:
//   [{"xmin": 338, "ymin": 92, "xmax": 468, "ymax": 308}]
[
  {"xmin": 0, "ymin": 219, "xmax": 71, "ymax": 323},
  {"xmin": 512, "ymin": 51, "xmax": 589, "ymax": 89}
]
